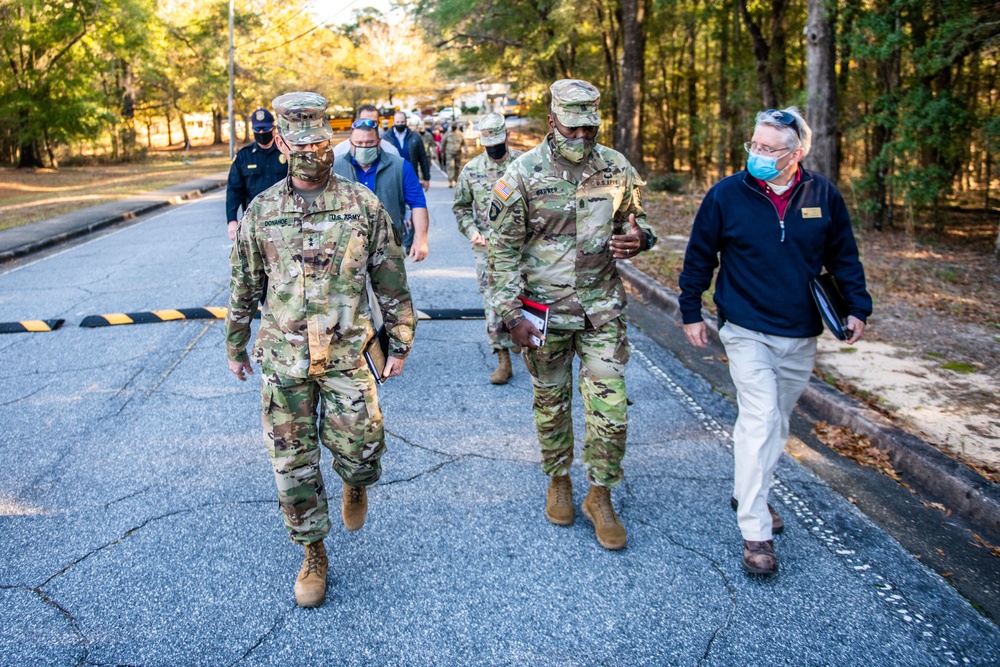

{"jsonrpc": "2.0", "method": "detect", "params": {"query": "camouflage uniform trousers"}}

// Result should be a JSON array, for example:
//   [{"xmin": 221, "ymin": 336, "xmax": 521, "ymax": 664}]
[
  {"xmin": 472, "ymin": 246, "xmax": 514, "ymax": 352},
  {"xmin": 521, "ymin": 317, "xmax": 630, "ymax": 488},
  {"xmin": 447, "ymin": 153, "xmax": 464, "ymax": 184},
  {"xmin": 262, "ymin": 365, "xmax": 385, "ymax": 545}
]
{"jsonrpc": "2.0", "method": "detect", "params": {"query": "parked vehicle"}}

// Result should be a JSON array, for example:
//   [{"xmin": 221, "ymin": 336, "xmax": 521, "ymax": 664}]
[
  {"xmin": 438, "ymin": 107, "xmax": 462, "ymax": 122},
  {"xmin": 504, "ymin": 98, "xmax": 525, "ymax": 117}
]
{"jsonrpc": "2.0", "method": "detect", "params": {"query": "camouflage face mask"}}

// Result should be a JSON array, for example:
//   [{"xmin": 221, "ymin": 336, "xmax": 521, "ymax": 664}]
[
  {"xmin": 288, "ymin": 144, "xmax": 333, "ymax": 183},
  {"xmin": 552, "ymin": 130, "xmax": 596, "ymax": 164}
]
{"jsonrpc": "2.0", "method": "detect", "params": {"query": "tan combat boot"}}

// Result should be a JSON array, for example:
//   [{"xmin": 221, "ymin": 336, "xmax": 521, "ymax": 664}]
[
  {"xmin": 582, "ymin": 485, "xmax": 626, "ymax": 550},
  {"xmin": 342, "ymin": 482, "xmax": 368, "ymax": 531},
  {"xmin": 545, "ymin": 474, "xmax": 574, "ymax": 526},
  {"xmin": 490, "ymin": 349, "xmax": 513, "ymax": 385},
  {"xmin": 293, "ymin": 540, "xmax": 328, "ymax": 608}
]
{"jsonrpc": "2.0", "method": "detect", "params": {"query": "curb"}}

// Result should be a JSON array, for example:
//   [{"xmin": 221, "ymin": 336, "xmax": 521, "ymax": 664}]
[
  {"xmin": 0, "ymin": 179, "xmax": 226, "ymax": 265},
  {"xmin": 618, "ymin": 260, "xmax": 1000, "ymax": 538}
]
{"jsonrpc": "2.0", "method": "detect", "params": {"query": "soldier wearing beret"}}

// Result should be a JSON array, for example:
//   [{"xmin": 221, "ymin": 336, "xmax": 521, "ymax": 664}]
[
  {"xmin": 452, "ymin": 113, "xmax": 523, "ymax": 384},
  {"xmin": 486, "ymin": 79, "xmax": 656, "ymax": 550},
  {"xmin": 225, "ymin": 91, "xmax": 415, "ymax": 608},
  {"xmin": 226, "ymin": 108, "xmax": 288, "ymax": 242}
]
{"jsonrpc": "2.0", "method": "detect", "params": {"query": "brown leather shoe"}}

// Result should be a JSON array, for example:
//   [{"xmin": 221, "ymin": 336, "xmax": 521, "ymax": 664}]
[
  {"xmin": 742, "ymin": 539, "xmax": 778, "ymax": 575},
  {"xmin": 342, "ymin": 482, "xmax": 368, "ymax": 531},
  {"xmin": 730, "ymin": 496, "xmax": 783, "ymax": 534},
  {"xmin": 545, "ymin": 474, "xmax": 574, "ymax": 526},
  {"xmin": 490, "ymin": 349, "xmax": 513, "ymax": 385},
  {"xmin": 581, "ymin": 485, "xmax": 626, "ymax": 550},
  {"xmin": 293, "ymin": 541, "xmax": 328, "ymax": 607}
]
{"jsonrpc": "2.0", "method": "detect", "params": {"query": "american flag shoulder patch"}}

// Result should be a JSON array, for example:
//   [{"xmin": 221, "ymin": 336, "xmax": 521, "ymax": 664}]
[{"xmin": 493, "ymin": 179, "xmax": 513, "ymax": 201}]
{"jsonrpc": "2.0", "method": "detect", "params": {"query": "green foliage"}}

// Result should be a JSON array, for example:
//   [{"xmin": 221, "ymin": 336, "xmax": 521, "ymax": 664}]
[{"xmin": 646, "ymin": 172, "xmax": 686, "ymax": 193}]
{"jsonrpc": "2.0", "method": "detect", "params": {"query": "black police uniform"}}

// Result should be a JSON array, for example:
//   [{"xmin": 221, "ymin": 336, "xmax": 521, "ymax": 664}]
[{"xmin": 225, "ymin": 143, "xmax": 287, "ymax": 223}]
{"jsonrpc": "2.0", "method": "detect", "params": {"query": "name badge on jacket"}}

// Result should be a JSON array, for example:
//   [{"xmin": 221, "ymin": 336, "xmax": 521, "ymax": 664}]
[{"xmin": 801, "ymin": 207, "xmax": 822, "ymax": 219}]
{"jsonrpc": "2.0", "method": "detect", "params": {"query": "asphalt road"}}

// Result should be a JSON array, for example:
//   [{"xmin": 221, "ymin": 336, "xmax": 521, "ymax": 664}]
[{"xmin": 1, "ymin": 164, "xmax": 998, "ymax": 666}]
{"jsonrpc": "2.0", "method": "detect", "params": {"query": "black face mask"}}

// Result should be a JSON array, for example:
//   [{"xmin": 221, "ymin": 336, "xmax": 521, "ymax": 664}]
[
  {"xmin": 254, "ymin": 130, "xmax": 273, "ymax": 145},
  {"xmin": 393, "ymin": 124, "xmax": 406, "ymax": 133},
  {"xmin": 485, "ymin": 144, "xmax": 507, "ymax": 160}
]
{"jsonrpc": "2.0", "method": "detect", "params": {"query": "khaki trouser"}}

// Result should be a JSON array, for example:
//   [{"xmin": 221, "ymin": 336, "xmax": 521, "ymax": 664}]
[{"xmin": 720, "ymin": 322, "xmax": 816, "ymax": 541}]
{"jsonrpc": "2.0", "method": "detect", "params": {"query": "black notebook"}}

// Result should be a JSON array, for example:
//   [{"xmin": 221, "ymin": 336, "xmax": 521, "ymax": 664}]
[
  {"xmin": 364, "ymin": 325, "xmax": 391, "ymax": 384},
  {"xmin": 809, "ymin": 273, "xmax": 850, "ymax": 341}
]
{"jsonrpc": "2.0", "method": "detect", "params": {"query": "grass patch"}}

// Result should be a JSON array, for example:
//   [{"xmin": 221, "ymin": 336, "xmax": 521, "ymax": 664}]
[
  {"xmin": 941, "ymin": 361, "xmax": 977, "ymax": 374},
  {"xmin": 839, "ymin": 347, "xmax": 859, "ymax": 353},
  {"xmin": 0, "ymin": 149, "xmax": 231, "ymax": 231}
]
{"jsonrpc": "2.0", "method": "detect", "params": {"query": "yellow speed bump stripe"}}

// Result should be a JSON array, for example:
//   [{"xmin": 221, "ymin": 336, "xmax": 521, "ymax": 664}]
[
  {"xmin": 79, "ymin": 308, "xmax": 257, "ymax": 328},
  {"xmin": 0, "ymin": 319, "xmax": 65, "ymax": 334}
]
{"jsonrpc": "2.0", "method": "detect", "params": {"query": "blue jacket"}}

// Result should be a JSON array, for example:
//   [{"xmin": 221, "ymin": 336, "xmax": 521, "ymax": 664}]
[
  {"xmin": 225, "ymin": 142, "xmax": 287, "ymax": 222},
  {"xmin": 679, "ymin": 168, "xmax": 872, "ymax": 338},
  {"xmin": 384, "ymin": 127, "xmax": 432, "ymax": 182}
]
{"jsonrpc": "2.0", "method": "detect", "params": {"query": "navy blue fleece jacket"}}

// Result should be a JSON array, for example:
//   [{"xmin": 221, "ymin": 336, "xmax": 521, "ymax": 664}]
[{"xmin": 678, "ymin": 168, "xmax": 872, "ymax": 338}]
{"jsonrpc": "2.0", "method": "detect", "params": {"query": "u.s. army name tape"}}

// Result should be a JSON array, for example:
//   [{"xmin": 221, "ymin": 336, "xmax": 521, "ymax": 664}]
[{"xmin": 0, "ymin": 319, "xmax": 65, "ymax": 334}]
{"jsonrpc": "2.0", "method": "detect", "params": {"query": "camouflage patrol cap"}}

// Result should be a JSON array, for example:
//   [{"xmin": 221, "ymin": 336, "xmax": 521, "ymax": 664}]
[
  {"xmin": 271, "ymin": 91, "xmax": 335, "ymax": 145},
  {"xmin": 478, "ymin": 113, "xmax": 507, "ymax": 146},
  {"xmin": 550, "ymin": 79, "xmax": 601, "ymax": 127}
]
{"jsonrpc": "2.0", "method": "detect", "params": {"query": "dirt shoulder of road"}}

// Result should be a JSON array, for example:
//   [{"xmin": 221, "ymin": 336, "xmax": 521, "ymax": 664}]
[
  {"xmin": 0, "ymin": 144, "xmax": 234, "ymax": 231},
  {"xmin": 633, "ymin": 190, "xmax": 1000, "ymax": 483}
]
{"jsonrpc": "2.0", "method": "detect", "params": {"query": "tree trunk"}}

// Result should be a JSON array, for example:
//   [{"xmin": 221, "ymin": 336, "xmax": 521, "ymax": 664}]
[
  {"xmin": 119, "ymin": 59, "xmax": 137, "ymax": 160},
  {"xmin": 804, "ymin": 0, "xmax": 838, "ymax": 180},
  {"xmin": 686, "ymin": 7, "xmax": 700, "ymax": 182},
  {"xmin": 616, "ymin": 0, "xmax": 646, "ymax": 171},
  {"xmin": 212, "ymin": 107, "xmax": 223, "ymax": 145},
  {"xmin": 166, "ymin": 109, "xmax": 174, "ymax": 146},
  {"xmin": 716, "ymin": 0, "xmax": 731, "ymax": 181},
  {"xmin": 738, "ymin": 0, "xmax": 778, "ymax": 108}
]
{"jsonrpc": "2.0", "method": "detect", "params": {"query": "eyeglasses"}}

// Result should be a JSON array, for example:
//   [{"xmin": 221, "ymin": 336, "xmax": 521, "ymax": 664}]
[
  {"xmin": 743, "ymin": 141, "xmax": 791, "ymax": 156},
  {"xmin": 351, "ymin": 119, "xmax": 378, "ymax": 130},
  {"xmin": 763, "ymin": 109, "xmax": 801, "ymax": 138}
]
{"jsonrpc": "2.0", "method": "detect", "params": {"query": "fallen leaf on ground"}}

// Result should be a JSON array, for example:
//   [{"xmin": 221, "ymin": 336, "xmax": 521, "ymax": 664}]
[{"xmin": 814, "ymin": 421, "xmax": 902, "ymax": 483}]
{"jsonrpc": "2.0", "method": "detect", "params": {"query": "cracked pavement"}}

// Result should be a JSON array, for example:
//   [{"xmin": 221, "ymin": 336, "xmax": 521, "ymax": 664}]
[{"xmin": 1, "ymin": 173, "xmax": 998, "ymax": 666}]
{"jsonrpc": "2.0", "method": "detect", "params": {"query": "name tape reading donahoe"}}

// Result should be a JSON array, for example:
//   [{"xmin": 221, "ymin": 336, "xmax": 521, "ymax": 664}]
[{"xmin": 0, "ymin": 319, "xmax": 65, "ymax": 334}]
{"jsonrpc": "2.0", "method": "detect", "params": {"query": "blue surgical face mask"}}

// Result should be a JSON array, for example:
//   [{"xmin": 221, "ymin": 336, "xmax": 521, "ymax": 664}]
[{"xmin": 746, "ymin": 152, "xmax": 788, "ymax": 181}]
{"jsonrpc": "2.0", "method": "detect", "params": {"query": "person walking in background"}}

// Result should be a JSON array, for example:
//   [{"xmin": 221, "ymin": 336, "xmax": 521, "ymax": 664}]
[
  {"xmin": 678, "ymin": 107, "xmax": 871, "ymax": 576},
  {"xmin": 419, "ymin": 120, "xmax": 436, "ymax": 174},
  {"xmin": 225, "ymin": 108, "xmax": 287, "ymax": 242},
  {"xmin": 442, "ymin": 122, "xmax": 466, "ymax": 188},
  {"xmin": 487, "ymin": 80, "xmax": 656, "ymax": 551},
  {"xmin": 333, "ymin": 118, "xmax": 429, "ymax": 261},
  {"xmin": 452, "ymin": 113, "xmax": 523, "ymax": 384},
  {"xmin": 333, "ymin": 104, "xmax": 399, "ymax": 158},
  {"xmin": 433, "ymin": 124, "xmax": 445, "ymax": 170},
  {"xmin": 226, "ymin": 92, "xmax": 415, "ymax": 608},
  {"xmin": 383, "ymin": 111, "xmax": 431, "ymax": 192}
]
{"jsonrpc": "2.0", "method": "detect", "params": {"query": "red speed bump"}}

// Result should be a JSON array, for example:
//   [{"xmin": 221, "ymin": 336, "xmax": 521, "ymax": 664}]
[
  {"xmin": 79, "ymin": 307, "xmax": 237, "ymax": 328},
  {"xmin": 0, "ymin": 319, "xmax": 65, "ymax": 334}
]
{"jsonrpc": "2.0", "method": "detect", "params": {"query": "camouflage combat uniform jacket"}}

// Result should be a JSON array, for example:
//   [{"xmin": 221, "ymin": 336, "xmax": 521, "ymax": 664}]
[
  {"xmin": 226, "ymin": 175, "xmax": 415, "ymax": 378},
  {"xmin": 487, "ymin": 134, "xmax": 657, "ymax": 331},
  {"xmin": 452, "ymin": 149, "xmax": 523, "ymax": 241}
]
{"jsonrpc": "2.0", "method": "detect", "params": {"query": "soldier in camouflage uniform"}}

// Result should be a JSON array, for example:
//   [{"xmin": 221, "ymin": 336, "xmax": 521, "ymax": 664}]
[
  {"xmin": 226, "ymin": 92, "xmax": 415, "ymax": 608},
  {"xmin": 442, "ymin": 123, "xmax": 466, "ymax": 188},
  {"xmin": 486, "ymin": 79, "xmax": 656, "ymax": 550},
  {"xmin": 452, "ymin": 113, "xmax": 523, "ymax": 385}
]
